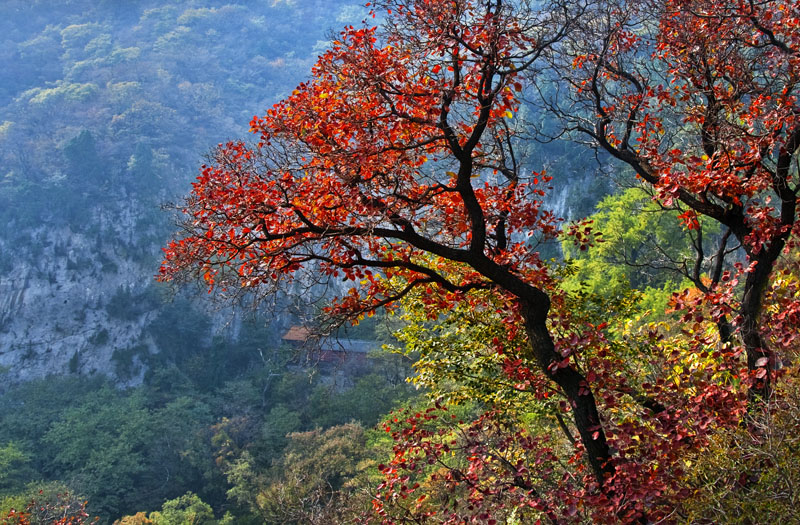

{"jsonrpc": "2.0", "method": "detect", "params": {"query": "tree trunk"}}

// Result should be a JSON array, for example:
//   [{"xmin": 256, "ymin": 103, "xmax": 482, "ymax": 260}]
[
  {"xmin": 519, "ymin": 301, "xmax": 614, "ymax": 486},
  {"xmin": 740, "ymin": 253, "xmax": 776, "ymax": 400}
]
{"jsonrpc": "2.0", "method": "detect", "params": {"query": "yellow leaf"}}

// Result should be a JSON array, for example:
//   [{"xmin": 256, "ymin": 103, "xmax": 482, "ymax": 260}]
[{"xmin": 504, "ymin": 110, "xmax": 513, "ymax": 118}]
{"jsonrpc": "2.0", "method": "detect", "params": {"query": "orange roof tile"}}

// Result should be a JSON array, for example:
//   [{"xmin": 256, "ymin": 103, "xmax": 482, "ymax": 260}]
[{"xmin": 282, "ymin": 325, "xmax": 312, "ymax": 341}]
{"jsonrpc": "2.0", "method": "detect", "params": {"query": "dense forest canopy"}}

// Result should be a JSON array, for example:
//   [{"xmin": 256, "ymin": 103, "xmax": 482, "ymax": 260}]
[{"xmin": 1, "ymin": 0, "xmax": 799, "ymax": 523}]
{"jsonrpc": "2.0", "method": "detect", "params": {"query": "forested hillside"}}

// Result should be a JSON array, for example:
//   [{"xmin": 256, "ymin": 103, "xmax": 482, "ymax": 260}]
[
  {"xmin": 0, "ymin": 0, "xmax": 369, "ymax": 382},
  {"xmin": 0, "ymin": 1, "xmax": 420, "ymax": 522},
  {"xmin": 2, "ymin": 0, "xmax": 799, "ymax": 524}
]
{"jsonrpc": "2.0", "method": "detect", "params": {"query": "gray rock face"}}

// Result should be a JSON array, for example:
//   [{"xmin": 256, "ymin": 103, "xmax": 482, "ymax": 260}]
[
  {"xmin": 0, "ymin": 206, "xmax": 162, "ymax": 386},
  {"xmin": 0, "ymin": 0, "xmax": 371, "ymax": 387}
]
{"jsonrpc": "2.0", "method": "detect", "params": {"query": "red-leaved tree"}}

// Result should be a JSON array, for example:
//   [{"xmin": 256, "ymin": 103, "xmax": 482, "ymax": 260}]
[
  {"xmin": 0, "ymin": 492, "xmax": 96, "ymax": 525},
  {"xmin": 160, "ymin": 0, "xmax": 797, "ymax": 521},
  {"xmin": 553, "ymin": 0, "xmax": 800, "ymax": 397},
  {"xmin": 161, "ymin": 0, "xmax": 616, "ymax": 489}
]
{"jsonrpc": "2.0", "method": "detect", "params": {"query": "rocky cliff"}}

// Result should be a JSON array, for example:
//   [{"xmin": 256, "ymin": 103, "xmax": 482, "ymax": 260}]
[{"xmin": 0, "ymin": 0, "xmax": 369, "ymax": 385}]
